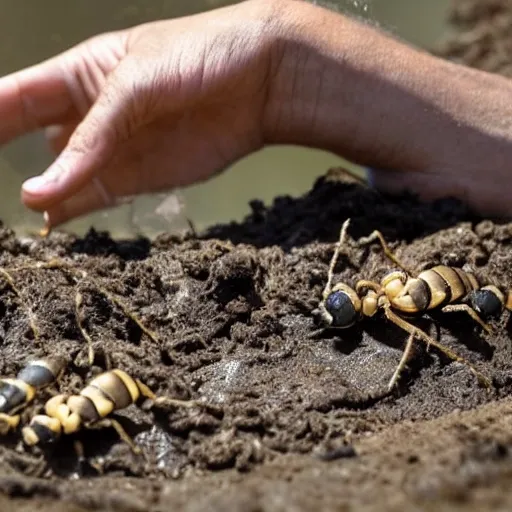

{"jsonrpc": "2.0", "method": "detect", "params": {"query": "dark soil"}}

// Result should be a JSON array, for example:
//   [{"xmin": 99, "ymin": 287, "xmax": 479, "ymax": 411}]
[{"xmin": 0, "ymin": 168, "xmax": 511, "ymax": 511}]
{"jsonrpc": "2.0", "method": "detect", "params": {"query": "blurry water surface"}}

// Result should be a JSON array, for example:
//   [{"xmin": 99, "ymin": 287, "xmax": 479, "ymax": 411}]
[{"xmin": 0, "ymin": 0, "xmax": 449, "ymax": 236}]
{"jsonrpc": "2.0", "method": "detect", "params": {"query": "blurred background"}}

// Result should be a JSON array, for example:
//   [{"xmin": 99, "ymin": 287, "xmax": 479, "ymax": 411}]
[{"xmin": 0, "ymin": 0, "xmax": 450, "ymax": 237}]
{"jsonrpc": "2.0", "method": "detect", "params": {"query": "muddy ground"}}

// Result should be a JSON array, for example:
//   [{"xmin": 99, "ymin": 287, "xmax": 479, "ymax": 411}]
[{"xmin": 0, "ymin": 168, "xmax": 510, "ymax": 511}]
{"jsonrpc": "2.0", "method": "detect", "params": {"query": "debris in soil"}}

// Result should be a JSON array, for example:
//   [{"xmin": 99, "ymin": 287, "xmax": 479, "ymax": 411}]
[{"xmin": 0, "ymin": 167, "xmax": 510, "ymax": 511}]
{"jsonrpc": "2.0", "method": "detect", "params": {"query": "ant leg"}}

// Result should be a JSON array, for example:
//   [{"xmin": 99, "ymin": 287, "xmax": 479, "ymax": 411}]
[
  {"xmin": 136, "ymin": 379, "xmax": 200, "ymax": 409},
  {"xmin": 307, "ymin": 328, "xmax": 327, "ymax": 339},
  {"xmin": 73, "ymin": 439, "xmax": 105, "ymax": 475},
  {"xmin": 135, "ymin": 379, "xmax": 157, "ymax": 401},
  {"xmin": 441, "ymin": 304, "xmax": 493, "ymax": 334},
  {"xmin": 89, "ymin": 418, "xmax": 142, "ymax": 456},
  {"xmin": 384, "ymin": 307, "xmax": 492, "ymax": 389},
  {"xmin": 73, "ymin": 439, "xmax": 96, "ymax": 475},
  {"xmin": 357, "ymin": 230, "xmax": 412, "ymax": 274},
  {"xmin": 151, "ymin": 396, "xmax": 201, "ymax": 409},
  {"xmin": 322, "ymin": 218, "xmax": 351, "ymax": 300},
  {"xmin": 355, "ymin": 280, "xmax": 382, "ymax": 295},
  {"xmin": 74, "ymin": 439, "xmax": 85, "ymax": 463},
  {"xmin": 387, "ymin": 332, "xmax": 415, "ymax": 391},
  {"xmin": 311, "ymin": 218, "xmax": 352, "ymax": 330}
]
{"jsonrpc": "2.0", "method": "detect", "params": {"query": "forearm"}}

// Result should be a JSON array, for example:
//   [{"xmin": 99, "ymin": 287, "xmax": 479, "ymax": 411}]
[{"xmin": 265, "ymin": 0, "xmax": 512, "ymax": 174}]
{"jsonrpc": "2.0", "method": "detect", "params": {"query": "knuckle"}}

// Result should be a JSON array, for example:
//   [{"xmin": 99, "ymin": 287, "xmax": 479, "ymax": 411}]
[
  {"xmin": 67, "ymin": 123, "xmax": 100, "ymax": 155},
  {"xmin": 107, "ymin": 59, "xmax": 156, "ymax": 135}
]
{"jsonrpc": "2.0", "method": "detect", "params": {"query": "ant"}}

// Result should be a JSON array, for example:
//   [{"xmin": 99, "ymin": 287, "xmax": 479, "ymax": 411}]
[{"xmin": 314, "ymin": 219, "xmax": 510, "ymax": 390}]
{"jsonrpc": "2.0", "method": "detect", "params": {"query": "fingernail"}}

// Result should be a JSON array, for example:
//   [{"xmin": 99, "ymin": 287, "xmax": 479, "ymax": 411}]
[
  {"xmin": 22, "ymin": 157, "xmax": 65, "ymax": 195},
  {"xmin": 22, "ymin": 175, "xmax": 51, "ymax": 195}
]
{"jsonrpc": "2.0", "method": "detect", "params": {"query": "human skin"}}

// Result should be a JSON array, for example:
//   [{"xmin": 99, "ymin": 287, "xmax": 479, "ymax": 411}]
[{"xmin": 0, "ymin": 0, "xmax": 511, "ymax": 228}]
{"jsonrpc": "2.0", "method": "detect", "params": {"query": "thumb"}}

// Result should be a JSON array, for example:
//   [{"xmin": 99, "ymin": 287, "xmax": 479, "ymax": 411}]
[{"xmin": 21, "ymin": 77, "xmax": 129, "ymax": 212}]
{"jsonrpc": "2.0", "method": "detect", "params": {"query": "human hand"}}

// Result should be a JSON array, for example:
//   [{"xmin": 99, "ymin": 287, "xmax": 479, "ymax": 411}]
[
  {"xmin": 3, "ymin": 0, "xmax": 512, "ymax": 228},
  {"xmin": 1, "ymin": 0, "xmax": 278, "ymax": 229}
]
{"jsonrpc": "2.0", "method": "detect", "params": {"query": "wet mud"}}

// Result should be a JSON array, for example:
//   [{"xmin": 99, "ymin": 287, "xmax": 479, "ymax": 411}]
[{"xmin": 0, "ymin": 168, "xmax": 510, "ymax": 511}]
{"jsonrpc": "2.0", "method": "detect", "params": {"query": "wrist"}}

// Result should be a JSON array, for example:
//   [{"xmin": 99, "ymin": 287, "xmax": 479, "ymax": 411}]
[
  {"xmin": 263, "ymin": 1, "xmax": 512, "ymax": 177},
  {"xmin": 263, "ymin": 1, "xmax": 386, "ymax": 155}
]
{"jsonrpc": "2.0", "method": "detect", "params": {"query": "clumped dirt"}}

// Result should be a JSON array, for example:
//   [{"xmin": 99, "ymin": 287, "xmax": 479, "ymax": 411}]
[{"xmin": 0, "ymin": 168, "xmax": 510, "ymax": 511}]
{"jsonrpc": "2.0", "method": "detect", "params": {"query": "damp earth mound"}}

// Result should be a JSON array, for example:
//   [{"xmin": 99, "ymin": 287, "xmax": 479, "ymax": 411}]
[{"xmin": 0, "ymin": 169, "xmax": 510, "ymax": 511}]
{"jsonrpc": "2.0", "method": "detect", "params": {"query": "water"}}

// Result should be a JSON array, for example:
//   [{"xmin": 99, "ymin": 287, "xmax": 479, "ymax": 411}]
[{"xmin": 0, "ymin": 0, "xmax": 450, "ymax": 237}]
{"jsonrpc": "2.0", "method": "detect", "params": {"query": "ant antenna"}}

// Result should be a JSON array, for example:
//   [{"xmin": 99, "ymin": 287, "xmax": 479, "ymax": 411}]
[{"xmin": 323, "ymin": 218, "xmax": 351, "ymax": 300}]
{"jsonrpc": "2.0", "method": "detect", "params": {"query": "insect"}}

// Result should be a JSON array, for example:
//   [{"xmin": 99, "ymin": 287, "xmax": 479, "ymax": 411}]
[
  {"xmin": 0, "ymin": 357, "xmax": 66, "ymax": 434},
  {"xmin": 314, "ymin": 218, "xmax": 511, "ymax": 390},
  {"xmin": 22, "ymin": 368, "xmax": 198, "ymax": 453}
]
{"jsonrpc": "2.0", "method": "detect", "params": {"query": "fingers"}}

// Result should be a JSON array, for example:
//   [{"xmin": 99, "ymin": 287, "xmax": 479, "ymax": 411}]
[
  {"xmin": 0, "ymin": 32, "xmax": 127, "ymax": 146},
  {"xmin": 0, "ymin": 57, "xmax": 77, "ymax": 145},
  {"xmin": 21, "ymin": 81, "xmax": 124, "ymax": 212},
  {"xmin": 43, "ymin": 178, "xmax": 127, "ymax": 229}
]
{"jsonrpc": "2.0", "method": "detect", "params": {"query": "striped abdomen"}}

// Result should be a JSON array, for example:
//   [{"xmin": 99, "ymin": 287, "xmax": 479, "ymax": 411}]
[
  {"xmin": 22, "ymin": 369, "xmax": 143, "ymax": 446},
  {"xmin": 66, "ymin": 369, "xmax": 141, "ymax": 424},
  {"xmin": 390, "ymin": 265, "xmax": 479, "ymax": 314},
  {"xmin": 0, "ymin": 358, "xmax": 65, "ymax": 414}
]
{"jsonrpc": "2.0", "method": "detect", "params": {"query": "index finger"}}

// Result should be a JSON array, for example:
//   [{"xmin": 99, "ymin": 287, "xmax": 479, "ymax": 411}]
[{"xmin": 0, "ymin": 55, "xmax": 78, "ymax": 145}]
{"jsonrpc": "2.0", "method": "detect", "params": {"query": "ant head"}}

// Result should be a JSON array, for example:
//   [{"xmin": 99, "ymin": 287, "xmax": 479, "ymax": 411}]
[
  {"xmin": 323, "ymin": 284, "xmax": 362, "ymax": 328},
  {"xmin": 469, "ymin": 286, "xmax": 504, "ymax": 319}
]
